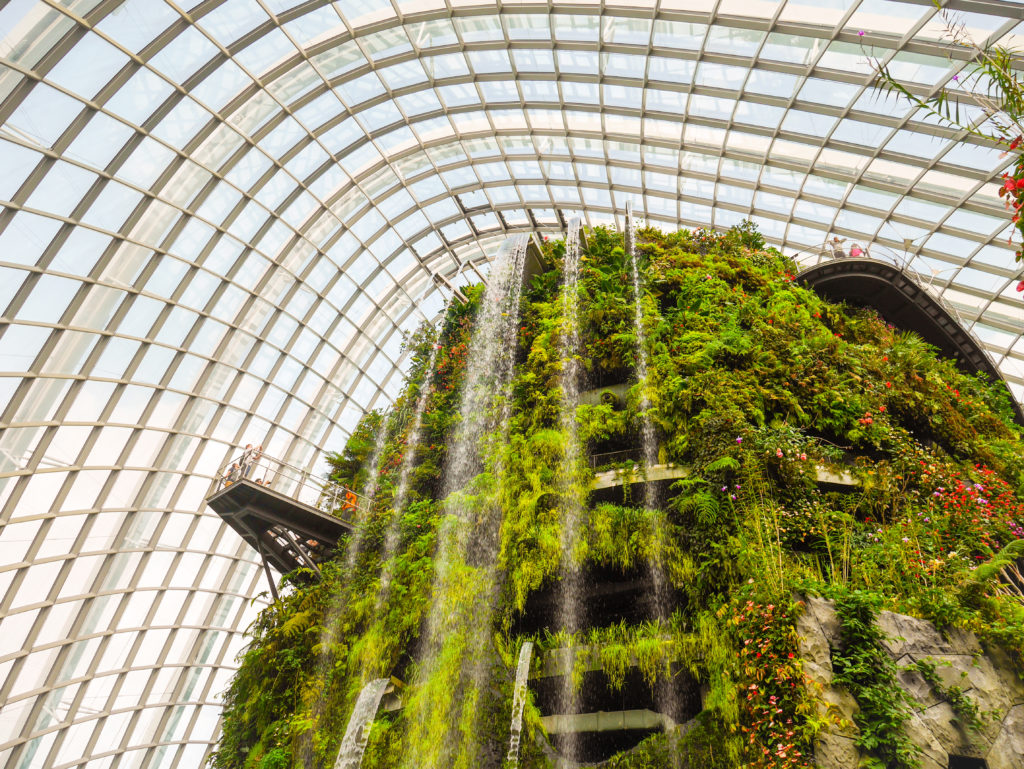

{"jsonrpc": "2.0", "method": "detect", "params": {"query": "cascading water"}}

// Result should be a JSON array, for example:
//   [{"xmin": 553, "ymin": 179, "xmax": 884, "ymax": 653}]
[
  {"xmin": 626, "ymin": 203, "xmax": 681, "ymax": 763},
  {"xmin": 332, "ymin": 677, "xmax": 390, "ymax": 769},
  {"xmin": 506, "ymin": 641, "xmax": 534, "ymax": 769},
  {"xmin": 300, "ymin": 412, "xmax": 392, "ymax": 768},
  {"xmin": 554, "ymin": 218, "xmax": 585, "ymax": 765},
  {"xmin": 375, "ymin": 312, "xmax": 452, "ymax": 608},
  {"xmin": 403, "ymin": 235, "xmax": 529, "ymax": 769},
  {"xmin": 344, "ymin": 421, "xmax": 390, "ymax": 574},
  {"xmin": 625, "ymin": 202, "xmax": 658, "ymax": 502},
  {"xmin": 304, "ymin": 285, "xmax": 463, "ymax": 768},
  {"xmin": 556, "ymin": 218, "xmax": 585, "ymax": 548}
]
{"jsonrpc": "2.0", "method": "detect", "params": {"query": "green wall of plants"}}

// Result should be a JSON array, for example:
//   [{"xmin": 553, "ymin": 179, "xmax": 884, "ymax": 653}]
[{"xmin": 210, "ymin": 223, "xmax": 1024, "ymax": 769}]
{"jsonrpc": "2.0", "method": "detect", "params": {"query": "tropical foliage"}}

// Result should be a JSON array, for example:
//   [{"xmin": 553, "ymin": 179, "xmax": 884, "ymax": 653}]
[{"xmin": 211, "ymin": 222, "xmax": 1024, "ymax": 769}]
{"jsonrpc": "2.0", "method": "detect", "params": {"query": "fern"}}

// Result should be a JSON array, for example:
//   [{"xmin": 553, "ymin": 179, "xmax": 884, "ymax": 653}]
[
  {"xmin": 705, "ymin": 456, "xmax": 741, "ymax": 474},
  {"xmin": 279, "ymin": 610, "xmax": 313, "ymax": 639},
  {"xmin": 968, "ymin": 539, "xmax": 1024, "ymax": 585},
  {"xmin": 676, "ymin": 491, "xmax": 721, "ymax": 527}
]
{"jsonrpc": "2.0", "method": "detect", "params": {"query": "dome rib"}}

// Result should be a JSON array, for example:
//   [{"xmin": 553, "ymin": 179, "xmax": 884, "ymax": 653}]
[{"xmin": 2, "ymin": 1, "xmax": 1024, "ymax": 767}]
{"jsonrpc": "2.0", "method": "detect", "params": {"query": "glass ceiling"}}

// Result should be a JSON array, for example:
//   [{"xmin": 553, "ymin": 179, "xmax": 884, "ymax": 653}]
[{"xmin": 1, "ymin": 0, "xmax": 1023, "ymax": 767}]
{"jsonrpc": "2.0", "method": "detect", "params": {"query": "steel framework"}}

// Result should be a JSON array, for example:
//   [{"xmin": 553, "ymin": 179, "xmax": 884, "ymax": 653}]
[{"xmin": 1, "ymin": 0, "xmax": 1024, "ymax": 767}]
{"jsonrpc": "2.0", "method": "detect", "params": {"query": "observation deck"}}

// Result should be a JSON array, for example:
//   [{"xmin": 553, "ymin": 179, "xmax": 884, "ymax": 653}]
[
  {"xmin": 205, "ymin": 452, "xmax": 363, "ymax": 598},
  {"xmin": 796, "ymin": 254, "xmax": 1024, "ymax": 427}
]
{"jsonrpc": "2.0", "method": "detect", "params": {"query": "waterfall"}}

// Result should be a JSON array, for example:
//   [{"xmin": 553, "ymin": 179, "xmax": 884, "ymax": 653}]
[
  {"xmin": 403, "ymin": 234, "xmax": 529, "ymax": 769},
  {"xmin": 625, "ymin": 202, "xmax": 658, "ymax": 505},
  {"xmin": 626, "ymin": 204, "xmax": 680, "ymax": 762},
  {"xmin": 557, "ymin": 218, "xmax": 585, "ymax": 546},
  {"xmin": 303, "ymin": 284, "xmax": 463, "ymax": 768},
  {"xmin": 375, "ymin": 312, "xmax": 451, "ymax": 608},
  {"xmin": 506, "ymin": 641, "xmax": 534, "ymax": 768},
  {"xmin": 332, "ymin": 678, "xmax": 390, "ymax": 769},
  {"xmin": 555, "ymin": 218, "xmax": 585, "ymax": 764},
  {"xmin": 442, "ymin": 234, "xmax": 528, "ymax": 506},
  {"xmin": 343, "ymin": 420, "xmax": 390, "ymax": 574}
]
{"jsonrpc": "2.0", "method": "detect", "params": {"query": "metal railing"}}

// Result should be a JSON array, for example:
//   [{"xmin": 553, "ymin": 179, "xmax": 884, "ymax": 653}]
[
  {"xmin": 589, "ymin": 448, "xmax": 643, "ymax": 469},
  {"xmin": 214, "ymin": 450, "xmax": 366, "ymax": 521}
]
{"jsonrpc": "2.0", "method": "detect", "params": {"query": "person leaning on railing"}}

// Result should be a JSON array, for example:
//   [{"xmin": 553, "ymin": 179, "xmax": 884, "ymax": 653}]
[
  {"xmin": 222, "ymin": 462, "xmax": 241, "ymax": 487},
  {"xmin": 241, "ymin": 444, "xmax": 254, "ymax": 477},
  {"xmin": 829, "ymin": 236, "xmax": 846, "ymax": 258}
]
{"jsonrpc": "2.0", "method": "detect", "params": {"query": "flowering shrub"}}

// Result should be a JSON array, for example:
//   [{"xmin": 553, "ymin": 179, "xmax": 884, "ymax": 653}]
[
  {"xmin": 733, "ymin": 599, "xmax": 815, "ymax": 769},
  {"xmin": 997, "ymin": 143, "xmax": 1024, "ymax": 267}
]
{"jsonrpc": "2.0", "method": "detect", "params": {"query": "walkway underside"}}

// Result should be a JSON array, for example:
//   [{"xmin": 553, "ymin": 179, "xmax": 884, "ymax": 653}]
[{"xmin": 206, "ymin": 480, "xmax": 352, "ymax": 576}]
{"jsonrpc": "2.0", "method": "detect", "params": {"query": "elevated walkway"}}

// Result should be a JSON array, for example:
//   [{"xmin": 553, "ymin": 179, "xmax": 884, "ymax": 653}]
[
  {"xmin": 205, "ymin": 452, "xmax": 364, "ymax": 598},
  {"xmin": 796, "ymin": 255, "xmax": 1024, "ymax": 427},
  {"xmin": 592, "ymin": 462, "xmax": 857, "ymax": 492},
  {"xmin": 530, "ymin": 643, "xmax": 701, "ymax": 763},
  {"xmin": 540, "ymin": 709, "xmax": 676, "ymax": 735}
]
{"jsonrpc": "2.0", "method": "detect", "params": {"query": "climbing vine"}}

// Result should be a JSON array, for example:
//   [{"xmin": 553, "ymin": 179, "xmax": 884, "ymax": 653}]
[{"xmin": 829, "ymin": 590, "xmax": 919, "ymax": 769}]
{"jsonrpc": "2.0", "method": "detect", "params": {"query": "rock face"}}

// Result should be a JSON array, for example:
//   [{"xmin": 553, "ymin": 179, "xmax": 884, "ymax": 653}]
[{"xmin": 796, "ymin": 596, "xmax": 1024, "ymax": 769}]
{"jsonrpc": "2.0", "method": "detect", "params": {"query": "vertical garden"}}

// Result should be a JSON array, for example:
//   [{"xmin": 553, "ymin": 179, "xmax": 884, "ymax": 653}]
[{"xmin": 210, "ymin": 221, "xmax": 1024, "ymax": 769}]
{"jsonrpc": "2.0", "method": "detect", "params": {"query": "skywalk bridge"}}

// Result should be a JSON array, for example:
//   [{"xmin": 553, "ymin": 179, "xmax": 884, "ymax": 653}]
[{"xmin": 797, "ymin": 251, "xmax": 1024, "ymax": 428}]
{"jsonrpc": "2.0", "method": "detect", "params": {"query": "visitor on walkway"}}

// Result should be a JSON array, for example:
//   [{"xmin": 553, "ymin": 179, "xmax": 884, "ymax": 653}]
[
  {"xmin": 241, "ymin": 444, "xmax": 255, "ymax": 477},
  {"xmin": 849, "ymin": 243, "xmax": 863, "ymax": 257},
  {"xmin": 830, "ymin": 236, "xmax": 846, "ymax": 258},
  {"xmin": 223, "ymin": 462, "xmax": 241, "ymax": 487}
]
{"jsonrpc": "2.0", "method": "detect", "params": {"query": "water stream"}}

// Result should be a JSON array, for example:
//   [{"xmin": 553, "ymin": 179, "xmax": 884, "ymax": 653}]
[
  {"xmin": 626, "ymin": 203, "xmax": 680, "ymax": 763},
  {"xmin": 625, "ymin": 202, "xmax": 658, "ymax": 502},
  {"xmin": 375, "ymin": 284, "xmax": 462, "ymax": 609},
  {"xmin": 506, "ymin": 640, "xmax": 535, "ymax": 768},
  {"xmin": 404, "ymin": 234, "xmax": 529, "ymax": 769},
  {"xmin": 332, "ymin": 677, "xmax": 390, "ymax": 769},
  {"xmin": 554, "ymin": 218, "xmax": 585, "ymax": 765},
  {"xmin": 343, "ymin": 421, "xmax": 390, "ymax": 574}
]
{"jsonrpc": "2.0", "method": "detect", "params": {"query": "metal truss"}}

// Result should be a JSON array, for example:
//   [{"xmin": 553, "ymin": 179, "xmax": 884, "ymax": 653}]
[{"xmin": 1, "ymin": 0, "xmax": 1023, "ymax": 767}]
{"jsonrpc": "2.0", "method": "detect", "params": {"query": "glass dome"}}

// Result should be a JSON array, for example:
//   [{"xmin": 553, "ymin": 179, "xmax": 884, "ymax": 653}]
[{"xmin": 0, "ymin": 0, "xmax": 1022, "ymax": 767}]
